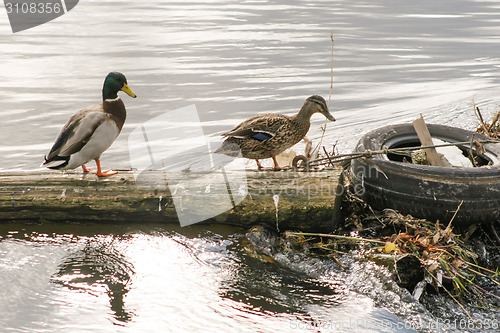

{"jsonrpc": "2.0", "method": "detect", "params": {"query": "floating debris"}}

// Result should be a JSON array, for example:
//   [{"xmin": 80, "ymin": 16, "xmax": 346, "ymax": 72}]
[
  {"xmin": 474, "ymin": 98, "xmax": 500, "ymax": 139},
  {"xmin": 284, "ymin": 198, "xmax": 500, "ymax": 327}
]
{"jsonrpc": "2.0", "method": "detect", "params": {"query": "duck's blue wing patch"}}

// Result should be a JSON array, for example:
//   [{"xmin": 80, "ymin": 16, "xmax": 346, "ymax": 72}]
[{"xmin": 251, "ymin": 132, "xmax": 273, "ymax": 141}]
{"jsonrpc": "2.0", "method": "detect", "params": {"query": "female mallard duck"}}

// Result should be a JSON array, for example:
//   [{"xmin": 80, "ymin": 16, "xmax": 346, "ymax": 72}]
[
  {"xmin": 41, "ymin": 72, "xmax": 137, "ymax": 176},
  {"xmin": 215, "ymin": 95, "xmax": 335, "ymax": 170}
]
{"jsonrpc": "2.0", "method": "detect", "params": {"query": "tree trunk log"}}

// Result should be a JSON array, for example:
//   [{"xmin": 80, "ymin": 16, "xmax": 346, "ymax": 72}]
[{"xmin": 0, "ymin": 168, "xmax": 344, "ymax": 232}]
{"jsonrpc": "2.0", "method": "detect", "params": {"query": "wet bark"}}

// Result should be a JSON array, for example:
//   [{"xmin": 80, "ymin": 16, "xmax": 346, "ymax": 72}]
[{"xmin": 0, "ymin": 169, "xmax": 344, "ymax": 232}]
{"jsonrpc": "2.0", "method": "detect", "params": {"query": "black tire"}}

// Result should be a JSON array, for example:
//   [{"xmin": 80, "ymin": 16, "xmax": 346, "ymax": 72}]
[{"xmin": 350, "ymin": 123, "xmax": 500, "ymax": 225}]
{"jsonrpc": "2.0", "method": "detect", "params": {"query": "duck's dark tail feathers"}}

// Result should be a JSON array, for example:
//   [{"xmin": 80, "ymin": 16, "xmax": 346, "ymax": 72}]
[
  {"xmin": 214, "ymin": 140, "xmax": 241, "ymax": 157},
  {"xmin": 41, "ymin": 155, "xmax": 70, "ymax": 169}
]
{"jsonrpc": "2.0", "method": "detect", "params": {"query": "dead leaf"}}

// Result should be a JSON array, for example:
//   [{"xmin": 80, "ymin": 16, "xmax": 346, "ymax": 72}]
[
  {"xmin": 426, "ymin": 260, "xmax": 439, "ymax": 272},
  {"xmin": 432, "ymin": 232, "xmax": 441, "ymax": 244},
  {"xmin": 383, "ymin": 242, "xmax": 397, "ymax": 253}
]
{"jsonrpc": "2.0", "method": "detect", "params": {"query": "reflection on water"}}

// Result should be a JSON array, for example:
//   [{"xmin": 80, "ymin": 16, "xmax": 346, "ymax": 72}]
[
  {"xmin": 0, "ymin": 223, "xmax": 422, "ymax": 333},
  {"xmin": 1, "ymin": 221, "xmax": 497, "ymax": 332},
  {"xmin": 221, "ymin": 252, "xmax": 343, "ymax": 318},
  {"xmin": 51, "ymin": 236, "xmax": 135, "ymax": 325},
  {"xmin": 1, "ymin": 0, "xmax": 500, "ymax": 332}
]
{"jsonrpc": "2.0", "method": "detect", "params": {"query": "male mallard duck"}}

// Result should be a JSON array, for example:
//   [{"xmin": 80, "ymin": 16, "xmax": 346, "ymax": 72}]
[
  {"xmin": 41, "ymin": 72, "xmax": 137, "ymax": 176},
  {"xmin": 215, "ymin": 95, "xmax": 335, "ymax": 170}
]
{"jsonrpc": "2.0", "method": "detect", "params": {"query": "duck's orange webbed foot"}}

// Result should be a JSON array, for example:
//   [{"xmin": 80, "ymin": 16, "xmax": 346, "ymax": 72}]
[
  {"xmin": 272, "ymin": 156, "xmax": 282, "ymax": 171},
  {"xmin": 94, "ymin": 160, "xmax": 118, "ymax": 177},
  {"xmin": 82, "ymin": 164, "xmax": 95, "ymax": 173},
  {"xmin": 255, "ymin": 159, "xmax": 264, "ymax": 170},
  {"xmin": 96, "ymin": 169, "xmax": 118, "ymax": 177}
]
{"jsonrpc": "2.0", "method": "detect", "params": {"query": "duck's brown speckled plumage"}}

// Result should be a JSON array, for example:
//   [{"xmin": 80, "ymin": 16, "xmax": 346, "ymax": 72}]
[
  {"xmin": 215, "ymin": 95, "xmax": 335, "ymax": 169},
  {"xmin": 219, "ymin": 113, "xmax": 311, "ymax": 159}
]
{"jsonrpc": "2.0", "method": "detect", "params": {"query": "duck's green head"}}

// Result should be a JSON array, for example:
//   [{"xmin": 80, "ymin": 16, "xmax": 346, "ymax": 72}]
[
  {"xmin": 102, "ymin": 72, "xmax": 137, "ymax": 101},
  {"xmin": 306, "ymin": 95, "xmax": 335, "ymax": 121}
]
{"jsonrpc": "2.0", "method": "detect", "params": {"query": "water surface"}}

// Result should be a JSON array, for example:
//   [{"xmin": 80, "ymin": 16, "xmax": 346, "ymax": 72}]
[{"xmin": 1, "ymin": 0, "xmax": 500, "ymax": 332}]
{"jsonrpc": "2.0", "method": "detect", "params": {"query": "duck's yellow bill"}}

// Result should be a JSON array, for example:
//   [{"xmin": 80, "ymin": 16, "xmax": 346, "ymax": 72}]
[{"xmin": 121, "ymin": 84, "xmax": 137, "ymax": 98}]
